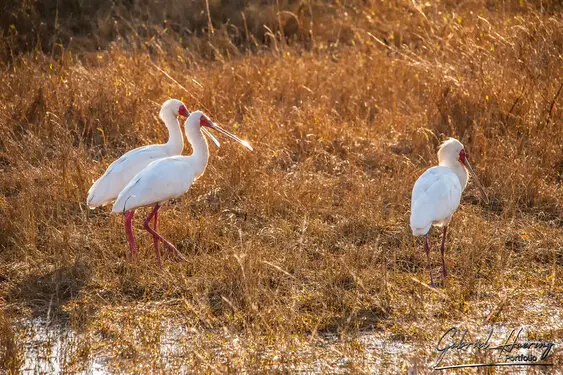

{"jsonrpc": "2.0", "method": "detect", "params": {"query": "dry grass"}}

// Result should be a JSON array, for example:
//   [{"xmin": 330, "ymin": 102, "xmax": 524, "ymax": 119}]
[{"xmin": 1, "ymin": 0, "xmax": 562, "ymax": 373}]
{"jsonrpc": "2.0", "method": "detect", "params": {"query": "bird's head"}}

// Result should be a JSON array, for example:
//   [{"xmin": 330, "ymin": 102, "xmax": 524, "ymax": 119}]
[
  {"xmin": 437, "ymin": 138, "xmax": 464, "ymax": 165},
  {"xmin": 438, "ymin": 138, "xmax": 488, "ymax": 203},
  {"xmin": 160, "ymin": 99, "xmax": 190, "ymax": 120},
  {"xmin": 184, "ymin": 111, "xmax": 253, "ymax": 151}
]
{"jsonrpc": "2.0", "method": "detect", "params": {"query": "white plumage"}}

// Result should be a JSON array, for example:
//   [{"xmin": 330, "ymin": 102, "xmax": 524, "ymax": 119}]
[
  {"xmin": 112, "ymin": 110, "xmax": 253, "ymax": 263},
  {"xmin": 112, "ymin": 156, "xmax": 199, "ymax": 214},
  {"xmin": 410, "ymin": 138, "xmax": 488, "ymax": 286},
  {"xmin": 112, "ymin": 114, "xmax": 209, "ymax": 214},
  {"xmin": 410, "ymin": 166, "xmax": 462, "ymax": 236},
  {"xmin": 86, "ymin": 99, "xmax": 189, "ymax": 208}
]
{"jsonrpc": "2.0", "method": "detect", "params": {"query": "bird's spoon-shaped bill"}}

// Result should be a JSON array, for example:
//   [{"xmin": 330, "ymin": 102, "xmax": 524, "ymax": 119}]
[
  {"xmin": 463, "ymin": 158, "xmax": 489, "ymax": 204},
  {"xmin": 202, "ymin": 127, "xmax": 220, "ymax": 148},
  {"xmin": 208, "ymin": 122, "xmax": 254, "ymax": 151}
]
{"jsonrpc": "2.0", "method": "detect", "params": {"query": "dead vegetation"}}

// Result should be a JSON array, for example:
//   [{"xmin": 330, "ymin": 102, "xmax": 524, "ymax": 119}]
[{"xmin": 0, "ymin": 0, "xmax": 562, "ymax": 373}]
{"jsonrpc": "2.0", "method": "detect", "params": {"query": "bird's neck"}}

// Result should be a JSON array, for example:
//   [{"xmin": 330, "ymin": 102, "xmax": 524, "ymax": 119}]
[
  {"xmin": 162, "ymin": 113, "xmax": 184, "ymax": 155},
  {"xmin": 186, "ymin": 125, "xmax": 209, "ymax": 177},
  {"xmin": 440, "ymin": 160, "xmax": 469, "ymax": 190}
]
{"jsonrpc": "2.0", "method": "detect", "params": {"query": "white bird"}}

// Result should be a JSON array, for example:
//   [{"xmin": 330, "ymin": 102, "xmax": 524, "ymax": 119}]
[
  {"xmin": 410, "ymin": 138, "xmax": 488, "ymax": 286},
  {"xmin": 112, "ymin": 110, "xmax": 253, "ymax": 262},
  {"xmin": 87, "ymin": 99, "xmax": 190, "ymax": 208}
]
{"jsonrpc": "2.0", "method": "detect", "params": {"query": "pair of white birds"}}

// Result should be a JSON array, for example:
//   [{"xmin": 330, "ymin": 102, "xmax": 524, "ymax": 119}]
[
  {"xmin": 87, "ymin": 99, "xmax": 488, "ymax": 286},
  {"xmin": 86, "ymin": 99, "xmax": 253, "ymax": 263}
]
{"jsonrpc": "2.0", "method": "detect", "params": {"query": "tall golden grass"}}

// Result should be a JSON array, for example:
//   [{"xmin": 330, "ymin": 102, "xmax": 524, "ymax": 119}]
[{"xmin": 1, "ymin": 0, "xmax": 562, "ymax": 372}]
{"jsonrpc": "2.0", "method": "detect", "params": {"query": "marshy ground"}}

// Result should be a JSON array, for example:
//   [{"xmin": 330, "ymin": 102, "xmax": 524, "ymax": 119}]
[{"xmin": 0, "ymin": 0, "xmax": 562, "ymax": 373}]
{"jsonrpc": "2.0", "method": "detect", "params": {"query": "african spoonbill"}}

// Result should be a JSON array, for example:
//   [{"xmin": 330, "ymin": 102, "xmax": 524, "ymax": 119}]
[
  {"xmin": 112, "ymin": 110, "xmax": 253, "ymax": 262},
  {"xmin": 410, "ymin": 138, "xmax": 488, "ymax": 286}
]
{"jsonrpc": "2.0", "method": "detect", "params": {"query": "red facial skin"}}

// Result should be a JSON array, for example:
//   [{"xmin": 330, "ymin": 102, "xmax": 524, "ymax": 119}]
[
  {"xmin": 200, "ymin": 116, "xmax": 212, "ymax": 127},
  {"xmin": 459, "ymin": 149, "xmax": 467, "ymax": 164},
  {"xmin": 179, "ymin": 105, "xmax": 190, "ymax": 117}
]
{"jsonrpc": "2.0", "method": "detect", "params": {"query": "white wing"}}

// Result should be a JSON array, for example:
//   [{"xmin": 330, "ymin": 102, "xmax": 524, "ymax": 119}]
[
  {"xmin": 410, "ymin": 166, "xmax": 462, "ymax": 236},
  {"xmin": 86, "ymin": 145, "xmax": 169, "ymax": 208},
  {"xmin": 112, "ymin": 156, "xmax": 198, "ymax": 213}
]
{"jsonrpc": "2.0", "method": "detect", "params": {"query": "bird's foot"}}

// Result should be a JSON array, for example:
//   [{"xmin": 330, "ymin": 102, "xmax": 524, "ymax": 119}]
[
  {"xmin": 428, "ymin": 270, "xmax": 437, "ymax": 288},
  {"xmin": 164, "ymin": 243, "xmax": 187, "ymax": 262},
  {"xmin": 442, "ymin": 268, "xmax": 448, "ymax": 279},
  {"xmin": 128, "ymin": 246, "xmax": 137, "ymax": 260},
  {"xmin": 172, "ymin": 249, "xmax": 188, "ymax": 262}
]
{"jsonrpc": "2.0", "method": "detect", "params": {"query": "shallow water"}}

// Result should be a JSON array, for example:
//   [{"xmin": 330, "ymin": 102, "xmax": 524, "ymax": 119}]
[
  {"xmin": 19, "ymin": 319, "xmax": 106, "ymax": 374},
  {"xmin": 18, "ymin": 318, "xmax": 420, "ymax": 374},
  {"xmin": 17, "ymin": 317, "xmax": 562, "ymax": 374}
]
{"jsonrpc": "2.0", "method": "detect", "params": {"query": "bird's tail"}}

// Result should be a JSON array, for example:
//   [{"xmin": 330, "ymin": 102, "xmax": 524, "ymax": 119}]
[
  {"xmin": 410, "ymin": 213, "xmax": 431, "ymax": 236},
  {"xmin": 411, "ymin": 225, "xmax": 431, "ymax": 236},
  {"xmin": 86, "ymin": 176, "xmax": 114, "ymax": 209},
  {"xmin": 112, "ymin": 194, "xmax": 135, "ymax": 214}
]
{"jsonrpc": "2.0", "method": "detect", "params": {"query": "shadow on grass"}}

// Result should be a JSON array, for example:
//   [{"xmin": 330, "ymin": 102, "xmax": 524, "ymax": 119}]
[{"xmin": 7, "ymin": 257, "xmax": 92, "ymax": 321}]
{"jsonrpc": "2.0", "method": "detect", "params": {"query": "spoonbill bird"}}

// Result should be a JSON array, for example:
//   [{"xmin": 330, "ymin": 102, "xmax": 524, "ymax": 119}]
[
  {"xmin": 87, "ymin": 99, "xmax": 189, "ymax": 208},
  {"xmin": 410, "ymin": 138, "xmax": 488, "ymax": 286},
  {"xmin": 112, "ymin": 110, "xmax": 253, "ymax": 262}
]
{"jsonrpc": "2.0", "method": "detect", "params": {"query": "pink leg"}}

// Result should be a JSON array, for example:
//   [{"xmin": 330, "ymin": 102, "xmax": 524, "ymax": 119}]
[
  {"xmin": 153, "ymin": 208, "xmax": 160, "ymax": 264},
  {"xmin": 425, "ymin": 233, "xmax": 435, "ymax": 287},
  {"xmin": 125, "ymin": 211, "xmax": 137, "ymax": 258},
  {"xmin": 143, "ymin": 205, "xmax": 187, "ymax": 262},
  {"xmin": 440, "ymin": 226, "xmax": 448, "ymax": 279}
]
